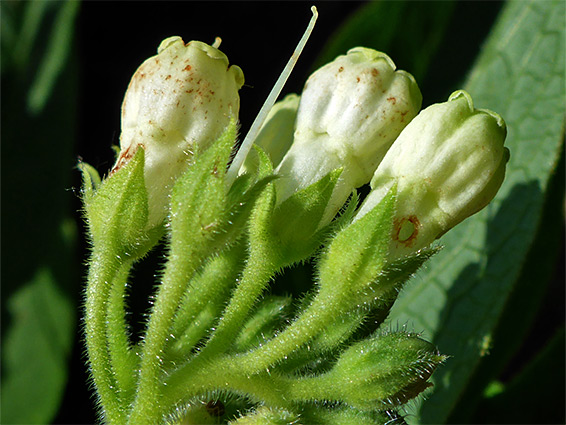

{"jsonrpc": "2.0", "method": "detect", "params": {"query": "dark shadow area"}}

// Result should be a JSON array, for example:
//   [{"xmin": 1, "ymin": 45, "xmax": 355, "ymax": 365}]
[{"xmin": 422, "ymin": 176, "xmax": 565, "ymax": 424}]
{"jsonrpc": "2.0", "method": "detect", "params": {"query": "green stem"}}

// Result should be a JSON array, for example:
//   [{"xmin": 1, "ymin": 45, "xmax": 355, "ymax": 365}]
[
  {"xmin": 127, "ymin": 244, "xmax": 209, "ymax": 424},
  {"xmin": 196, "ymin": 243, "xmax": 280, "ymax": 360},
  {"xmin": 166, "ymin": 244, "xmax": 245, "ymax": 358},
  {"xmin": 163, "ymin": 294, "xmax": 341, "ymax": 406},
  {"xmin": 163, "ymin": 356, "xmax": 293, "ymax": 412},
  {"xmin": 236, "ymin": 294, "xmax": 341, "ymax": 375},
  {"xmin": 106, "ymin": 259, "xmax": 138, "ymax": 405},
  {"xmin": 284, "ymin": 373, "xmax": 336, "ymax": 404},
  {"xmin": 84, "ymin": 248, "xmax": 127, "ymax": 424}
]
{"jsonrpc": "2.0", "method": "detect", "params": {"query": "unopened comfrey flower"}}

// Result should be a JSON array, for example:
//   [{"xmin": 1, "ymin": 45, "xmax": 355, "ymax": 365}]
[
  {"xmin": 357, "ymin": 90, "xmax": 509, "ymax": 259},
  {"xmin": 274, "ymin": 47, "xmax": 422, "ymax": 225},
  {"xmin": 112, "ymin": 36, "xmax": 244, "ymax": 227}
]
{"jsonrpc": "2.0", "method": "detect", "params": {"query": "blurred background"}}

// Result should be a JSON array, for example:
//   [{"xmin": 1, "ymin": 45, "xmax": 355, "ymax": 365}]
[{"xmin": 1, "ymin": 1, "xmax": 564, "ymax": 424}]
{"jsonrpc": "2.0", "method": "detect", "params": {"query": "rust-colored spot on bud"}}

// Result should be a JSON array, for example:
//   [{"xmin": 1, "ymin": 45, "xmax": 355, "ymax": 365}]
[
  {"xmin": 393, "ymin": 215, "xmax": 420, "ymax": 246},
  {"xmin": 338, "ymin": 66, "xmax": 344, "ymax": 72},
  {"xmin": 110, "ymin": 144, "xmax": 143, "ymax": 176},
  {"xmin": 387, "ymin": 97, "xmax": 397, "ymax": 104},
  {"xmin": 371, "ymin": 68, "xmax": 379, "ymax": 77},
  {"xmin": 183, "ymin": 64, "xmax": 192, "ymax": 71}
]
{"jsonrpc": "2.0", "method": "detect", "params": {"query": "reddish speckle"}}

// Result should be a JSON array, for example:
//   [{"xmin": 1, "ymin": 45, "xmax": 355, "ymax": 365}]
[
  {"xmin": 371, "ymin": 68, "xmax": 379, "ymax": 77},
  {"xmin": 165, "ymin": 75, "xmax": 172, "ymax": 80},
  {"xmin": 110, "ymin": 144, "xmax": 144, "ymax": 175},
  {"xmin": 338, "ymin": 66, "xmax": 344, "ymax": 72},
  {"xmin": 387, "ymin": 97, "xmax": 397, "ymax": 104},
  {"xmin": 184, "ymin": 64, "xmax": 192, "ymax": 71},
  {"xmin": 356, "ymin": 77, "xmax": 361, "ymax": 83}
]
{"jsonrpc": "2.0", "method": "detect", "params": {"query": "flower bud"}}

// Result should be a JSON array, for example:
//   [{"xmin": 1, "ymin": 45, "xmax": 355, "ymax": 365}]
[
  {"xmin": 325, "ymin": 332, "xmax": 446, "ymax": 409},
  {"xmin": 357, "ymin": 90, "xmax": 509, "ymax": 259},
  {"xmin": 275, "ymin": 47, "xmax": 422, "ymax": 224},
  {"xmin": 112, "ymin": 36, "xmax": 244, "ymax": 227}
]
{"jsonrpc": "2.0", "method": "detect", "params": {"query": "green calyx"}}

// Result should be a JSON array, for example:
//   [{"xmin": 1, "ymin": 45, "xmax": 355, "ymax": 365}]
[
  {"xmin": 317, "ymin": 332, "xmax": 447, "ymax": 409},
  {"xmin": 80, "ymin": 148, "xmax": 160, "ymax": 260}
]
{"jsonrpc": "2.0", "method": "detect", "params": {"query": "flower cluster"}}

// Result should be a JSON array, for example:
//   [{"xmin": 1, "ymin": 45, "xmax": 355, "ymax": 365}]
[
  {"xmin": 249, "ymin": 49, "xmax": 508, "ymax": 250},
  {"xmin": 81, "ymin": 28, "xmax": 508, "ymax": 425}
]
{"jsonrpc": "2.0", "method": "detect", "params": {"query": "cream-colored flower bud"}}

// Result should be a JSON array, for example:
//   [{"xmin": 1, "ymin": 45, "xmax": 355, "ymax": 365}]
[
  {"xmin": 357, "ymin": 90, "xmax": 509, "ymax": 259},
  {"xmin": 240, "ymin": 93, "xmax": 300, "ymax": 175},
  {"xmin": 275, "ymin": 47, "xmax": 422, "ymax": 224},
  {"xmin": 112, "ymin": 36, "xmax": 244, "ymax": 227}
]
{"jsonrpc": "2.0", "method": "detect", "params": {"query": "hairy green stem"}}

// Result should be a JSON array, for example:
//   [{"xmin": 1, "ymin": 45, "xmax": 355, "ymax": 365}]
[
  {"xmin": 166, "ymin": 244, "xmax": 246, "ymax": 359},
  {"xmin": 196, "ymin": 244, "xmax": 280, "ymax": 360},
  {"xmin": 236, "ymin": 294, "xmax": 341, "ymax": 374},
  {"xmin": 84, "ymin": 248, "xmax": 127, "ymax": 424},
  {"xmin": 163, "ymin": 356, "xmax": 293, "ymax": 413},
  {"xmin": 127, "ymin": 244, "xmax": 207, "ymax": 425},
  {"xmin": 106, "ymin": 260, "xmax": 138, "ymax": 405}
]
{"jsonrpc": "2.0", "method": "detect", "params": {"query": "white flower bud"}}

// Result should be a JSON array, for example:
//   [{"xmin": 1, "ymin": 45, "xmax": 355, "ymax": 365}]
[
  {"xmin": 112, "ymin": 36, "xmax": 244, "ymax": 227},
  {"xmin": 275, "ymin": 47, "xmax": 422, "ymax": 224},
  {"xmin": 357, "ymin": 90, "xmax": 509, "ymax": 259}
]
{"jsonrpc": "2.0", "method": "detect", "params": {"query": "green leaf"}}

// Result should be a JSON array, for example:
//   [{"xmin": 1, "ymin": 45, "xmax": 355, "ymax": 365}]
[
  {"xmin": 388, "ymin": 1, "xmax": 566, "ymax": 422},
  {"xmin": 317, "ymin": 188, "xmax": 395, "ymax": 304},
  {"xmin": 447, "ymin": 144, "xmax": 565, "ymax": 423},
  {"xmin": 1, "ymin": 269, "xmax": 75, "ymax": 424},
  {"xmin": 27, "ymin": 0, "xmax": 80, "ymax": 114}
]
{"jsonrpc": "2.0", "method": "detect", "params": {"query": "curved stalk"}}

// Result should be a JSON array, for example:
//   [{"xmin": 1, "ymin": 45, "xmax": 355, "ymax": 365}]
[{"xmin": 84, "ymin": 248, "xmax": 128, "ymax": 424}]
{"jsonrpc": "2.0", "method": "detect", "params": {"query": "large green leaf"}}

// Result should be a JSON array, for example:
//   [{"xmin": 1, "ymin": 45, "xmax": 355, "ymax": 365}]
[
  {"xmin": 388, "ymin": 1, "xmax": 565, "ymax": 423},
  {"xmin": 1, "ymin": 270, "xmax": 75, "ymax": 424}
]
